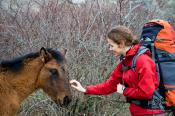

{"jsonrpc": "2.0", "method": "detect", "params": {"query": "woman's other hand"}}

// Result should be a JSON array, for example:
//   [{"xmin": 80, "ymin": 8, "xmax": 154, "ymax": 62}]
[
  {"xmin": 117, "ymin": 83, "xmax": 126, "ymax": 94},
  {"xmin": 70, "ymin": 79, "xmax": 86, "ymax": 93}
]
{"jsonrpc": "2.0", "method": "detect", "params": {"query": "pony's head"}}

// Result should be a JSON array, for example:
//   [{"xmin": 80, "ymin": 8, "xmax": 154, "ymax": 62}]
[
  {"xmin": 0, "ymin": 47, "xmax": 71, "ymax": 106},
  {"xmin": 36, "ymin": 47, "xmax": 71, "ymax": 106}
]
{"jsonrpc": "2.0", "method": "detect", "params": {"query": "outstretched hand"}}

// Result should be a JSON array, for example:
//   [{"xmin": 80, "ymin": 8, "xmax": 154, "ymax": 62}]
[{"xmin": 69, "ymin": 79, "xmax": 86, "ymax": 93}]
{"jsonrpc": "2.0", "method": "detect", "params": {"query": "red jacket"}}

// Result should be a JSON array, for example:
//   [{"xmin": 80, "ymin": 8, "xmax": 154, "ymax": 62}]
[{"xmin": 85, "ymin": 44, "xmax": 164, "ymax": 116}]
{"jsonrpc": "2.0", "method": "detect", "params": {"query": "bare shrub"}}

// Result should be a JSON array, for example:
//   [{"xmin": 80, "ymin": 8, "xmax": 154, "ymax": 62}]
[{"xmin": 0, "ymin": 0, "xmax": 172, "ymax": 115}]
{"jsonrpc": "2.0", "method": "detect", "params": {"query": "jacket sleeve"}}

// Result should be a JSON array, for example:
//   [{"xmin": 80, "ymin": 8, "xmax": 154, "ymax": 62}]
[
  {"xmin": 85, "ymin": 63, "xmax": 123, "ymax": 95},
  {"xmin": 123, "ymin": 54, "xmax": 159, "ymax": 100}
]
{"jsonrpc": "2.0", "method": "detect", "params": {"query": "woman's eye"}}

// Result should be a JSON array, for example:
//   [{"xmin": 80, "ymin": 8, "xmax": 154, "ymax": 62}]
[
  {"xmin": 109, "ymin": 44, "xmax": 113, "ymax": 48},
  {"xmin": 109, "ymin": 45, "xmax": 114, "ymax": 49}
]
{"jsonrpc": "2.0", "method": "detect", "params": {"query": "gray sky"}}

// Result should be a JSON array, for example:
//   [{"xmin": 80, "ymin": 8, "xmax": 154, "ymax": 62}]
[{"xmin": 72, "ymin": 0, "xmax": 86, "ymax": 4}]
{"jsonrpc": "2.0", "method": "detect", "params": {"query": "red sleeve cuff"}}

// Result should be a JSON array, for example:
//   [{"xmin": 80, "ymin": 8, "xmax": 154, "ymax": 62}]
[
  {"xmin": 84, "ymin": 86, "xmax": 90, "ymax": 94},
  {"xmin": 123, "ymin": 87, "xmax": 128, "ymax": 96}
]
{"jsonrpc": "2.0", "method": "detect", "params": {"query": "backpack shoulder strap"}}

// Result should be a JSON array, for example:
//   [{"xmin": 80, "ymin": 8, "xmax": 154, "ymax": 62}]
[{"xmin": 131, "ymin": 46, "xmax": 149, "ymax": 72}]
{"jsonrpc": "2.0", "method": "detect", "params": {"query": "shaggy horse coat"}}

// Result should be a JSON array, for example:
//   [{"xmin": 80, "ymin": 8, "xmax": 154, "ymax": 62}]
[{"xmin": 0, "ymin": 47, "xmax": 71, "ymax": 116}]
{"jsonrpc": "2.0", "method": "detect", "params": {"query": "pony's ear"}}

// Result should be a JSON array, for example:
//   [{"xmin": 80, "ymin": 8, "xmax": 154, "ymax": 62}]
[
  {"xmin": 40, "ymin": 47, "xmax": 50, "ymax": 63},
  {"xmin": 60, "ymin": 48, "xmax": 67, "ymax": 56}
]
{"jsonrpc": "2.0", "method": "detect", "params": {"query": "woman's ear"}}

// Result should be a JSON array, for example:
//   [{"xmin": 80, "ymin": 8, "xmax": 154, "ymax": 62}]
[{"xmin": 119, "ymin": 40, "xmax": 126, "ymax": 48}]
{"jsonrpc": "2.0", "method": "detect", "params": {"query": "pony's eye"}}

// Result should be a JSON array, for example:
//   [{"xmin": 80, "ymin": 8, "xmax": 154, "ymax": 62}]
[
  {"xmin": 50, "ymin": 69, "xmax": 57, "ymax": 74},
  {"xmin": 49, "ymin": 69, "xmax": 59, "ymax": 79}
]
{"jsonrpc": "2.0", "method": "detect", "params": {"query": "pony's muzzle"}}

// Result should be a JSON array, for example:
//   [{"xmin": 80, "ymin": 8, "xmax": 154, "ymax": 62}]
[
  {"xmin": 63, "ymin": 96, "xmax": 72, "ymax": 106},
  {"xmin": 56, "ymin": 96, "xmax": 72, "ymax": 107}
]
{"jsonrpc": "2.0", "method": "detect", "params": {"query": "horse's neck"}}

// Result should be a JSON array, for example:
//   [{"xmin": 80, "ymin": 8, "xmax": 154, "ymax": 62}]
[{"xmin": 7, "ymin": 58, "xmax": 44, "ymax": 103}]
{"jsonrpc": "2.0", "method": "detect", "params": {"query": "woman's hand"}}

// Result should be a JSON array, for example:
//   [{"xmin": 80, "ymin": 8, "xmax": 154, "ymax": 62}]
[{"xmin": 69, "ymin": 79, "xmax": 86, "ymax": 93}]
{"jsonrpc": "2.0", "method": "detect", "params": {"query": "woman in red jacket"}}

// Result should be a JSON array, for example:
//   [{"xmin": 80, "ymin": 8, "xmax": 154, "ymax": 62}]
[{"xmin": 70, "ymin": 26, "xmax": 165, "ymax": 116}]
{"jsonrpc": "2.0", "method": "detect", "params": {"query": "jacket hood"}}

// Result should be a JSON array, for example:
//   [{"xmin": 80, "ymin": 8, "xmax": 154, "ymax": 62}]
[{"xmin": 125, "ymin": 44, "xmax": 140, "ymax": 57}]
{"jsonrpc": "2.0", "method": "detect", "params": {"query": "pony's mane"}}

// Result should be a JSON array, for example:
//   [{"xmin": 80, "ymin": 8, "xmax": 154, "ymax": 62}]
[
  {"xmin": 0, "ymin": 49, "xmax": 65, "ymax": 72},
  {"xmin": 47, "ymin": 49, "xmax": 65, "ymax": 63}
]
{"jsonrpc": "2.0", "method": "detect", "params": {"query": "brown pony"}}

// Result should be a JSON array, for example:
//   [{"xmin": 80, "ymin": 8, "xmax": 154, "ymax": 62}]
[{"xmin": 0, "ymin": 47, "xmax": 71, "ymax": 116}]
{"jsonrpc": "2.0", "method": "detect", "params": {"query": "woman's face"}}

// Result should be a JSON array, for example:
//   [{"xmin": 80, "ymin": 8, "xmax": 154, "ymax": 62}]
[{"xmin": 107, "ymin": 38, "xmax": 125, "ymax": 57}]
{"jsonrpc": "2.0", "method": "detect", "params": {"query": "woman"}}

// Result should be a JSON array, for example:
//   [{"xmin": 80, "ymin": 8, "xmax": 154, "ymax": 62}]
[{"xmin": 70, "ymin": 26, "xmax": 164, "ymax": 116}]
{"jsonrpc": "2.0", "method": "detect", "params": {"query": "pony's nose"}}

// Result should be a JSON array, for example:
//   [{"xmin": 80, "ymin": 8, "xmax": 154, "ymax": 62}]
[{"xmin": 63, "ymin": 96, "xmax": 71, "ymax": 106}]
